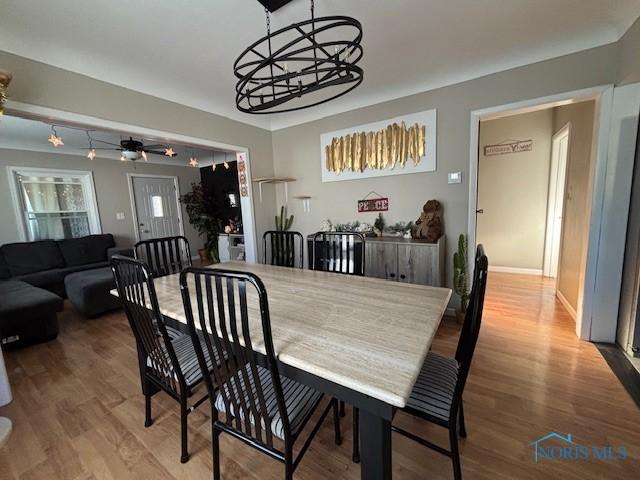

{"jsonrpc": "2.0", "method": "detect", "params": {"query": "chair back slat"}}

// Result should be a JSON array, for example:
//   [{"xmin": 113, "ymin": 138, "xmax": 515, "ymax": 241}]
[
  {"xmin": 452, "ymin": 244, "xmax": 488, "ymax": 413},
  {"xmin": 180, "ymin": 267, "xmax": 290, "ymax": 448},
  {"xmin": 135, "ymin": 236, "xmax": 192, "ymax": 278},
  {"xmin": 111, "ymin": 255, "xmax": 186, "ymax": 394},
  {"xmin": 263, "ymin": 231, "xmax": 304, "ymax": 268},
  {"xmin": 311, "ymin": 232, "xmax": 365, "ymax": 276}
]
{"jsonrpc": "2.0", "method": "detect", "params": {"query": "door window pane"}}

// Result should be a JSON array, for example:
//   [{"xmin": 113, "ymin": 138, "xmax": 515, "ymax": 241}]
[{"xmin": 151, "ymin": 196, "xmax": 164, "ymax": 218}]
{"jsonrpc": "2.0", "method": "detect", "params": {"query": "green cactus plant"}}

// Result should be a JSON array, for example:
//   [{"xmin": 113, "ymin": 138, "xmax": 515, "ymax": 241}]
[
  {"xmin": 453, "ymin": 233, "xmax": 470, "ymax": 315},
  {"xmin": 275, "ymin": 205, "xmax": 294, "ymax": 231}
]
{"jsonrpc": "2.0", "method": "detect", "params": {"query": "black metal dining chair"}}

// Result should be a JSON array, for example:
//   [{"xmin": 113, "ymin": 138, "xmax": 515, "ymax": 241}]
[
  {"xmin": 110, "ymin": 255, "xmax": 213, "ymax": 464},
  {"xmin": 350, "ymin": 245, "xmax": 488, "ymax": 480},
  {"xmin": 134, "ymin": 236, "xmax": 192, "ymax": 278},
  {"xmin": 310, "ymin": 232, "xmax": 365, "ymax": 276},
  {"xmin": 263, "ymin": 231, "xmax": 304, "ymax": 268},
  {"xmin": 180, "ymin": 267, "xmax": 342, "ymax": 480}
]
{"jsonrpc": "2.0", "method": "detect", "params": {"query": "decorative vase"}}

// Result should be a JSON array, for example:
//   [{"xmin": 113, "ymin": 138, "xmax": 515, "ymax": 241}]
[{"xmin": 198, "ymin": 248, "xmax": 211, "ymax": 265}]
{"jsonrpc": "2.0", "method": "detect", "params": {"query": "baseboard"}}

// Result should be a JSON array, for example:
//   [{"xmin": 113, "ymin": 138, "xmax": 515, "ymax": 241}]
[
  {"xmin": 556, "ymin": 290, "xmax": 577, "ymax": 319},
  {"xmin": 488, "ymin": 266, "xmax": 543, "ymax": 276}
]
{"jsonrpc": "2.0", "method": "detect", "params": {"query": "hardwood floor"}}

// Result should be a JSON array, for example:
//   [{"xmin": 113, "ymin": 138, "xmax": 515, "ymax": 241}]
[{"xmin": 1, "ymin": 272, "xmax": 638, "ymax": 479}]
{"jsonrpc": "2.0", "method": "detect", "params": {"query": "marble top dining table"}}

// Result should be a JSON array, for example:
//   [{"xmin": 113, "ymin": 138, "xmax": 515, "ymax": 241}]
[
  {"xmin": 112, "ymin": 260, "xmax": 451, "ymax": 479},
  {"xmin": 116, "ymin": 261, "xmax": 451, "ymax": 409}
]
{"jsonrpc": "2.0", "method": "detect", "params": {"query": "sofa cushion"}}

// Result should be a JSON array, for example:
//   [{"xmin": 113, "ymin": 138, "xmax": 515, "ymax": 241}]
[
  {"xmin": 0, "ymin": 280, "xmax": 64, "ymax": 321},
  {"xmin": 1, "ymin": 240, "xmax": 65, "ymax": 276},
  {"xmin": 57, "ymin": 234, "xmax": 115, "ymax": 266},
  {"xmin": 15, "ymin": 268, "xmax": 67, "ymax": 290},
  {"xmin": 0, "ymin": 253, "xmax": 9, "ymax": 279}
]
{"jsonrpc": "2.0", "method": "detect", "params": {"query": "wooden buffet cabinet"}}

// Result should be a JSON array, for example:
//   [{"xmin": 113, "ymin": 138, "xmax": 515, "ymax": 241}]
[{"xmin": 364, "ymin": 236, "xmax": 445, "ymax": 287}]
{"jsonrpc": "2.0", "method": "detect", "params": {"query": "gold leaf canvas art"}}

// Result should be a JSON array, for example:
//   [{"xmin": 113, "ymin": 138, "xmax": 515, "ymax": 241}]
[
  {"xmin": 320, "ymin": 109, "xmax": 437, "ymax": 183},
  {"xmin": 325, "ymin": 122, "xmax": 426, "ymax": 173}
]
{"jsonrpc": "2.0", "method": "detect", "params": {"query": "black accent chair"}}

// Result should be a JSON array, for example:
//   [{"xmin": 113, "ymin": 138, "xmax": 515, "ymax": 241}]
[
  {"xmin": 134, "ymin": 236, "xmax": 192, "ymax": 278},
  {"xmin": 110, "ymin": 255, "xmax": 212, "ymax": 464},
  {"xmin": 310, "ymin": 232, "xmax": 365, "ymax": 276},
  {"xmin": 352, "ymin": 245, "xmax": 489, "ymax": 478},
  {"xmin": 310, "ymin": 232, "xmax": 365, "ymax": 427},
  {"xmin": 180, "ymin": 267, "xmax": 342, "ymax": 480},
  {"xmin": 263, "ymin": 231, "xmax": 304, "ymax": 268}
]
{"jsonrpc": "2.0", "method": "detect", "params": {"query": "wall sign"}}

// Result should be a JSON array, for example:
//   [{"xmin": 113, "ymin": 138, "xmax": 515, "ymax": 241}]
[
  {"xmin": 320, "ymin": 109, "xmax": 437, "ymax": 183},
  {"xmin": 237, "ymin": 153, "xmax": 249, "ymax": 197},
  {"xmin": 484, "ymin": 140, "xmax": 533, "ymax": 156},
  {"xmin": 358, "ymin": 197, "xmax": 389, "ymax": 212}
]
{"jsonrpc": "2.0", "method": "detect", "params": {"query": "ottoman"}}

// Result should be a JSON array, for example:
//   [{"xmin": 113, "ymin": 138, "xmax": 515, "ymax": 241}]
[{"xmin": 64, "ymin": 267, "xmax": 121, "ymax": 318}]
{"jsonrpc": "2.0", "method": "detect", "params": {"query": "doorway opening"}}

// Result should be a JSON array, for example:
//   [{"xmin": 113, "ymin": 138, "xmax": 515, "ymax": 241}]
[
  {"xmin": 543, "ymin": 124, "xmax": 570, "ymax": 279},
  {"xmin": 469, "ymin": 86, "xmax": 611, "ymax": 339},
  {"xmin": 1, "ymin": 101, "xmax": 259, "ymax": 262}
]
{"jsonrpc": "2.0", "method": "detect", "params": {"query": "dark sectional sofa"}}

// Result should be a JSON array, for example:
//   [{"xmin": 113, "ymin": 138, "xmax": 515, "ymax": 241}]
[{"xmin": 0, "ymin": 234, "xmax": 131, "ymax": 348}]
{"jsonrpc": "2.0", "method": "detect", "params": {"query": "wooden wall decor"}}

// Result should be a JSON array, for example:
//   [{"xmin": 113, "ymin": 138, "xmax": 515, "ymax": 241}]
[
  {"xmin": 237, "ymin": 153, "xmax": 249, "ymax": 197},
  {"xmin": 484, "ymin": 139, "xmax": 533, "ymax": 156},
  {"xmin": 320, "ymin": 109, "xmax": 437, "ymax": 183}
]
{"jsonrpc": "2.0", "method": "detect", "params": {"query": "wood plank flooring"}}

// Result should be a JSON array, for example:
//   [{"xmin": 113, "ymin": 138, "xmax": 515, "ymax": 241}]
[{"xmin": 1, "ymin": 272, "xmax": 639, "ymax": 479}]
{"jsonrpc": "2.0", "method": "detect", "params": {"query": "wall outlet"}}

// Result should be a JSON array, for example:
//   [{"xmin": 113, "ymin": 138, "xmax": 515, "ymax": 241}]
[
  {"xmin": 448, "ymin": 172, "xmax": 462, "ymax": 184},
  {"xmin": 116, "ymin": 212, "xmax": 125, "ymax": 220}
]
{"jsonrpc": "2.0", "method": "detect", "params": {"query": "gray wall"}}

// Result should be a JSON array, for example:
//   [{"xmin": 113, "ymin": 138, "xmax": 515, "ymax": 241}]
[
  {"xmin": 0, "ymin": 149, "xmax": 201, "ymax": 248},
  {"xmin": 271, "ymin": 44, "xmax": 618, "ymax": 293},
  {"xmin": 618, "ymin": 16, "xmax": 640, "ymax": 86},
  {"xmin": 477, "ymin": 110, "xmax": 553, "ymax": 271},
  {"xmin": 553, "ymin": 101, "xmax": 596, "ymax": 312},
  {"xmin": 0, "ymin": 50, "xmax": 276, "ymax": 257}
]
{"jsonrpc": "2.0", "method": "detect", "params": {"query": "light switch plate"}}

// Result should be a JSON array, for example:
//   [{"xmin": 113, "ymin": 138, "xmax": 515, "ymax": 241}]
[
  {"xmin": 116, "ymin": 212, "xmax": 125, "ymax": 220},
  {"xmin": 448, "ymin": 172, "xmax": 462, "ymax": 184}
]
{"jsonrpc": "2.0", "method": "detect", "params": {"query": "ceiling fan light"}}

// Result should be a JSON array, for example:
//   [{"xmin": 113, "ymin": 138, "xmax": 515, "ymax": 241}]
[
  {"xmin": 164, "ymin": 147, "xmax": 175, "ymax": 157},
  {"xmin": 189, "ymin": 156, "xmax": 199, "ymax": 167},
  {"xmin": 141, "ymin": 150, "xmax": 148, "ymax": 161}
]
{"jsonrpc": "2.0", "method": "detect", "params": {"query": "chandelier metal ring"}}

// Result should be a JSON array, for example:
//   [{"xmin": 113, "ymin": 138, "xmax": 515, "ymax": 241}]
[{"xmin": 234, "ymin": 9, "xmax": 364, "ymax": 114}]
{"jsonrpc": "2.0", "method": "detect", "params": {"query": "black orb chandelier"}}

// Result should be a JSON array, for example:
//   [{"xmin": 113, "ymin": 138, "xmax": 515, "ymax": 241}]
[{"xmin": 234, "ymin": 0, "xmax": 364, "ymax": 114}]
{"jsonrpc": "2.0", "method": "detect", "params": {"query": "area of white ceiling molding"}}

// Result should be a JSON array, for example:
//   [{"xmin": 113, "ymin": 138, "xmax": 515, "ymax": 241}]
[{"xmin": 0, "ymin": 0, "xmax": 638, "ymax": 132}]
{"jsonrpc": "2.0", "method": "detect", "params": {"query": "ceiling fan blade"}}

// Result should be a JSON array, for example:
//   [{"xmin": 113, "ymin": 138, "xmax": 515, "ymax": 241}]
[
  {"xmin": 140, "ymin": 144, "xmax": 166, "ymax": 150},
  {"xmin": 91, "ymin": 139, "xmax": 122, "ymax": 147},
  {"xmin": 91, "ymin": 147, "xmax": 122, "ymax": 150}
]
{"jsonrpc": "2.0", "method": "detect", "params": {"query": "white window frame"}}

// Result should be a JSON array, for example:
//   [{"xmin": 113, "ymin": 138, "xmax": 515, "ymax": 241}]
[{"xmin": 7, "ymin": 166, "xmax": 102, "ymax": 241}]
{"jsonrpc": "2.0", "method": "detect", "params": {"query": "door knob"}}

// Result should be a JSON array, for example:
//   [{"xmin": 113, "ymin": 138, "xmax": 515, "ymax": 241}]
[{"xmin": 476, "ymin": 209, "xmax": 484, "ymax": 214}]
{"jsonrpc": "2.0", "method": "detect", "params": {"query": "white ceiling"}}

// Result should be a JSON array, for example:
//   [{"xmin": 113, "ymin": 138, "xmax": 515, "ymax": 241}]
[
  {"xmin": 1, "ymin": 0, "xmax": 638, "ymax": 131},
  {"xmin": 0, "ymin": 115, "xmax": 233, "ymax": 166}
]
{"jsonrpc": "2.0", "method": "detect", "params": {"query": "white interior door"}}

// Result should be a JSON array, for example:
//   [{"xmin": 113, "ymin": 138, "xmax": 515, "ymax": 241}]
[
  {"xmin": 544, "ymin": 126, "xmax": 570, "ymax": 278},
  {"xmin": 131, "ymin": 176, "xmax": 182, "ymax": 241}
]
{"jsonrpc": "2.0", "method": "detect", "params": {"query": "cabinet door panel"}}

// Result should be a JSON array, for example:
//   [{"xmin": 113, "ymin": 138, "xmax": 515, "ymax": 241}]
[
  {"xmin": 365, "ymin": 242, "xmax": 398, "ymax": 280},
  {"xmin": 397, "ymin": 244, "xmax": 438, "ymax": 286}
]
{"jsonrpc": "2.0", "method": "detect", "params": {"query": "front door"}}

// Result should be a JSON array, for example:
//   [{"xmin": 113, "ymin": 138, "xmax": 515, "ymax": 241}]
[{"xmin": 131, "ymin": 176, "xmax": 182, "ymax": 241}]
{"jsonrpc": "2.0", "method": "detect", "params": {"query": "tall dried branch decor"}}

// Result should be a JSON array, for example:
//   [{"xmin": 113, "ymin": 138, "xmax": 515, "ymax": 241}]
[{"xmin": 325, "ymin": 122, "xmax": 425, "ymax": 173}]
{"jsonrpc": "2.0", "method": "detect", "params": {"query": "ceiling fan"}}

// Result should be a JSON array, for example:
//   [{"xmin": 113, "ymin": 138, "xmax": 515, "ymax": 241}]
[{"xmin": 92, "ymin": 136, "xmax": 177, "ymax": 161}]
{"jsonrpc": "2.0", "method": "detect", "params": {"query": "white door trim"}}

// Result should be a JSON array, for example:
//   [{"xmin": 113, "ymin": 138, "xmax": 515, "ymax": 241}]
[
  {"xmin": 543, "ymin": 122, "xmax": 571, "ymax": 278},
  {"xmin": 468, "ymin": 84, "xmax": 614, "ymax": 340},
  {"xmin": 6, "ymin": 165, "xmax": 102, "ymax": 241},
  {"xmin": 126, "ymin": 173, "xmax": 185, "ymax": 242},
  {"xmin": 4, "ymin": 100, "xmax": 259, "ymax": 263}
]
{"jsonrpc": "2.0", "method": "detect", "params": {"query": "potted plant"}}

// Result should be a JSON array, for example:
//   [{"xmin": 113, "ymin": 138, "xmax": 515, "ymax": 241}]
[
  {"xmin": 373, "ymin": 213, "xmax": 386, "ymax": 237},
  {"xmin": 453, "ymin": 233, "xmax": 470, "ymax": 324},
  {"xmin": 180, "ymin": 182, "xmax": 223, "ymax": 264}
]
